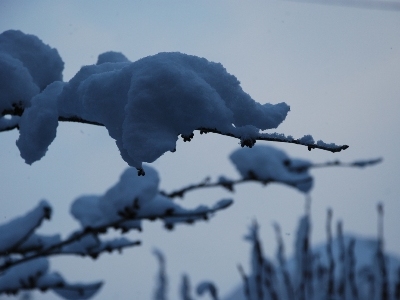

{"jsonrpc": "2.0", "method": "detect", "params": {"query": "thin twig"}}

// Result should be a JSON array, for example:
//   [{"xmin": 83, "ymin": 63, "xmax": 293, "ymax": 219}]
[
  {"xmin": 198, "ymin": 127, "xmax": 348, "ymax": 153},
  {"xmin": 162, "ymin": 157, "xmax": 380, "ymax": 199},
  {"xmin": 162, "ymin": 177, "xmax": 311, "ymax": 199}
]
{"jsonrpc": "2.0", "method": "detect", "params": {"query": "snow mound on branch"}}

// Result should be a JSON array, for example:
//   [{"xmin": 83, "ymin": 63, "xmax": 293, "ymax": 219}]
[
  {"xmin": 71, "ymin": 165, "xmax": 233, "ymax": 231},
  {"xmin": 0, "ymin": 30, "xmax": 63, "ymax": 90},
  {"xmin": 71, "ymin": 165, "xmax": 159, "ymax": 229},
  {"xmin": 58, "ymin": 52, "xmax": 290, "ymax": 169},
  {"xmin": 16, "ymin": 81, "xmax": 64, "ymax": 164},
  {"xmin": 0, "ymin": 257, "xmax": 103, "ymax": 298},
  {"xmin": 0, "ymin": 30, "xmax": 63, "ymax": 115},
  {"xmin": 0, "ymin": 52, "xmax": 39, "ymax": 113},
  {"xmin": 229, "ymin": 145, "xmax": 312, "ymax": 193},
  {"xmin": 0, "ymin": 200, "xmax": 51, "ymax": 254}
]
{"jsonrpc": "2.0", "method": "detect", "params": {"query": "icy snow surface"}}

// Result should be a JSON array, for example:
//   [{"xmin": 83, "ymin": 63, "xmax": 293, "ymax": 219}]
[{"xmin": 230, "ymin": 145, "xmax": 313, "ymax": 193}]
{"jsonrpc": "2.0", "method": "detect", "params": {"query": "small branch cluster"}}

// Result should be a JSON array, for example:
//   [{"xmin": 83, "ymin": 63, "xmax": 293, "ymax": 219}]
[{"xmin": 234, "ymin": 202, "xmax": 400, "ymax": 300}]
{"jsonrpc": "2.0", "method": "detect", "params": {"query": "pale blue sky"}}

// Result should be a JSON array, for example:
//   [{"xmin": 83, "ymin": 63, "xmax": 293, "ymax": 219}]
[{"xmin": 1, "ymin": 1, "xmax": 400, "ymax": 299}]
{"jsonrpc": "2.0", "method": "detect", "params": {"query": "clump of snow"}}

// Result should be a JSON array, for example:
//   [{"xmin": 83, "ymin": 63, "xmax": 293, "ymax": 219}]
[
  {"xmin": 0, "ymin": 200, "xmax": 51, "ymax": 254},
  {"xmin": 57, "ymin": 52, "xmax": 289, "ymax": 169},
  {"xmin": 4, "ymin": 31, "xmax": 291, "ymax": 168},
  {"xmin": 229, "ymin": 145, "xmax": 313, "ymax": 193},
  {"xmin": 0, "ymin": 115, "xmax": 19, "ymax": 131},
  {"xmin": 0, "ymin": 30, "xmax": 64, "ymax": 90},
  {"xmin": 17, "ymin": 233, "xmax": 61, "ymax": 254},
  {"xmin": 0, "ymin": 258, "xmax": 49, "ymax": 293},
  {"xmin": 96, "ymin": 51, "xmax": 130, "ymax": 64},
  {"xmin": 0, "ymin": 52, "xmax": 39, "ymax": 113},
  {"xmin": 0, "ymin": 257, "xmax": 103, "ymax": 299},
  {"xmin": 71, "ymin": 165, "xmax": 233, "ymax": 231},
  {"xmin": 316, "ymin": 140, "xmax": 337, "ymax": 149},
  {"xmin": 0, "ymin": 30, "xmax": 63, "ymax": 115},
  {"xmin": 16, "ymin": 81, "xmax": 64, "ymax": 164},
  {"xmin": 53, "ymin": 282, "xmax": 103, "ymax": 300},
  {"xmin": 71, "ymin": 165, "xmax": 159, "ymax": 229},
  {"xmin": 299, "ymin": 134, "xmax": 315, "ymax": 144}
]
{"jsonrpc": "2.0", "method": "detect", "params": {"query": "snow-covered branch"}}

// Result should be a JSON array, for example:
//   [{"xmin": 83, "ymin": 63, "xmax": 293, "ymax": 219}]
[
  {"xmin": 198, "ymin": 128, "xmax": 348, "ymax": 153},
  {"xmin": 1, "ymin": 30, "xmax": 349, "ymax": 171},
  {"xmin": 0, "ymin": 201, "xmax": 51, "ymax": 255},
  {"xmin": 162, "ymin": 145, "xmax": 381, "ymax": 199},
  {"xmin": 0, "ymin": 258, "xmax": 103, "ymax": 298},
  {"xmin": 0, "ymin": 165, "xmax": 233, "ymax": 275}
]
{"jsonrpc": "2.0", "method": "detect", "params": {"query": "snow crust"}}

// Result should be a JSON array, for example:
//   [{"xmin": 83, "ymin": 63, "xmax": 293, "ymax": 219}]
[{"xmin": 229, "ymin": 145, "xmax": 313, "ymax": 193}]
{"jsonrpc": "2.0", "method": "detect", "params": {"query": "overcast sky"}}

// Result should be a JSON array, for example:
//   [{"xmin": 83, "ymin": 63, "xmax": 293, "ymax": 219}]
[{"xmin": 1, "ymin": 1, "xmax": 400, "ymax": 299}]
